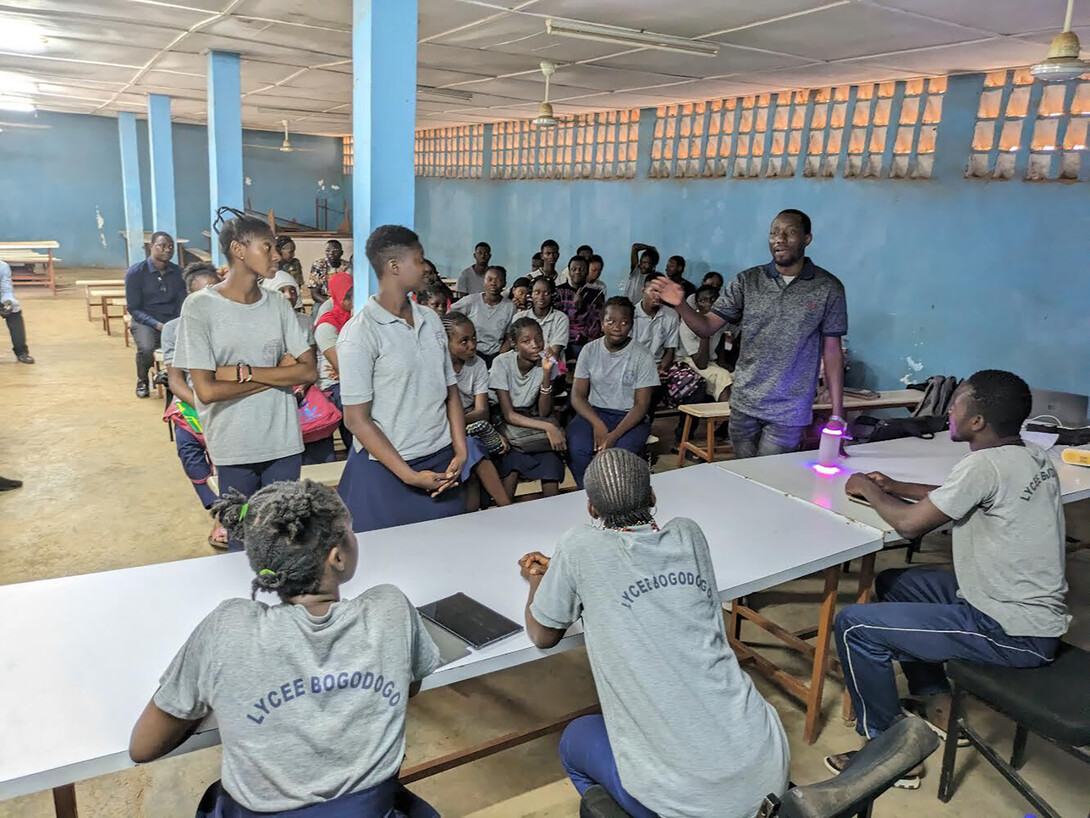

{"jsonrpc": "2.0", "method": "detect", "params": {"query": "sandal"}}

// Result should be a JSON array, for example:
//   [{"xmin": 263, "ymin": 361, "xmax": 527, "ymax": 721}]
[
  {"xmin": 902, "ymin": 698, "xmax": 970, "ymax": 746},
  {"xmin": 824, "ymin": 751, "xmax": 923, "ymax": 790},
  {"xmin": 208, "ymin": 525, "xmax": 229, "ymax": 550}
]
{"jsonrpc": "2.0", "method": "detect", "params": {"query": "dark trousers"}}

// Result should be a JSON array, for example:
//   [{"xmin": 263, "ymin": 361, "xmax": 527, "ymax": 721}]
[
  {"xmin": 835, "ymin": 568, "xmax": 1059, "ymax": 739},
  {"xmin": 4, "ymin": 311, "xmax": 28, "ymax": 357},
  {"xmin": 217, "ymin": 454, "xmax": 302, "ymax": 551},
  {"xmin": 559, "ymin": 715, "xmax": 657, "ymax": 818},
  {"xmin": 175, "ymin": 426, "xmax": 217, "ymax": 508},
  {"xmin": 130, "ymin": 322, "xmax": 160, "ymax": 385},
  {"xmin": 728, "ymin": 408, "xmax": 806, "ymax": 459}
]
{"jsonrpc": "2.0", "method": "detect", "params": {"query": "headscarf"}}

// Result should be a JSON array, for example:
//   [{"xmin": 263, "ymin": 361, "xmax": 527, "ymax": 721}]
[
  {"xmin": 314, "ymin": 272, "xmax": 353, "ymax": 334},
  {"xmin": 262, "ymin": 270, "xmax": 301, "ymax": 308}
]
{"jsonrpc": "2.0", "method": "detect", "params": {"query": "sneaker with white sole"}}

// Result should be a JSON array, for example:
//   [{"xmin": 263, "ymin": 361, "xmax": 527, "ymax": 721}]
[{"xmin": 823, "ymin": 751, "xmax": 923, "ymax": 790}]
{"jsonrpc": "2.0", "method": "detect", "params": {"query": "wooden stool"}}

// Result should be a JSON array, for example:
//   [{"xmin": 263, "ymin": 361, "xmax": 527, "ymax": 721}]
[
  {"xmin": 676, "ymin": 402, "xmax": 731, "ymax": 467},
  {"xmin": 152, "ymin": 349, "xmax": 165, "ymax": 399}
]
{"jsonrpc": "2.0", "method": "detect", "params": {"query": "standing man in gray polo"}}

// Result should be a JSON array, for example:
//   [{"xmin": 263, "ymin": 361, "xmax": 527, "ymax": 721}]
[{"xmin": 651, "ymin": 209, "xmax": 846, "ymax": 458}]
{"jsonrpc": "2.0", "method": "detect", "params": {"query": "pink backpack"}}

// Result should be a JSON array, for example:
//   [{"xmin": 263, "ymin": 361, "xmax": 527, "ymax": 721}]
[{"xmin": 299, "ymin": 386, "xmax": 343, "ymax": 443}]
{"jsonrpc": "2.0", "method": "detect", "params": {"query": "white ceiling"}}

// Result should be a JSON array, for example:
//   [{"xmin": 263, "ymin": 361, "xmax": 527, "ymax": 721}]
[{"xmin": 0, "ymin": 0, "xmax": 1085, "ymax": 135}]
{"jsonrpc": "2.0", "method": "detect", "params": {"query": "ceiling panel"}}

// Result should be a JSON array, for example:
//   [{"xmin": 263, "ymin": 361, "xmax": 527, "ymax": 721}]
[
  {"xmin": 419, "ymin": 0, "xmax": 505, "ymax": 41},
  {"xmin": 418, "ymin": 66, "xmax": 493, "ymax": 87},
  {"xmin": 850, "ymin": 38, "xmax": 1050, "ymax": 76},
  {"xmin": 201, "ymin": 17, "xmax": 351, "ymax": 57},
  {"xmin": 868, "ymin": 0, "xmax": 1090, "ymax": 36},
  {"xmin": 418, "ymin": 43, "xmax": 544, "ymax": 76},
  {"xmin": 235, "ymin": 0, "xmax": 351, "ymax": 29},
  {"xmin": 592, "ymin": 43, "xmax": 815, "ymax": 79}
]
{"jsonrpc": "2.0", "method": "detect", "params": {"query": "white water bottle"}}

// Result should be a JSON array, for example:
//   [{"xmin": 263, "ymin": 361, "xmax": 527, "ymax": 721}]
[{"xmin": 817, "ymin": 416, "xmax": 845, "ymax": 471}]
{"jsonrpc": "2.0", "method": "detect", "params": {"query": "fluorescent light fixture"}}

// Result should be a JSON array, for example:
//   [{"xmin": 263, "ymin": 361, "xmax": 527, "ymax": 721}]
[
  {"xmin": 0, "ymin": 98, "xmax": 36, "ymax": 113},
  {"xmin": 545, "ymin": 18, "xmax": 718, "ymax": 57},
  {"xmin": 417, "ymin": 85, "xmax": 473, "ymax": 101}
]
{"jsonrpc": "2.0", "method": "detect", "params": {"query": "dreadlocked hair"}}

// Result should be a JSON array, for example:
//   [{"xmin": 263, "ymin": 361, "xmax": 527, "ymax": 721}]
[
  {"xmin": 213, "ymin": 206, "xmax": 274, "ymax": 262},
  {"xmin": 211, "ymin": 480, "xmax": 349, "ymax": 600},
  {"xmin": 584, "ymin": 449, "xmax": 655, "ymax": 530}
]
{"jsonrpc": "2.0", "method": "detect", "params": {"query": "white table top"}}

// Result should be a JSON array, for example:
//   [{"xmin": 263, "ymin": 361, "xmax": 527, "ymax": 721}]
[
  {"xmin": 0, "ymin": 464, "xmax": 882, "ymax": 800},
  {"xmin": 716, "ymin": 434, "xmax": 1090, "ymax": 541}
]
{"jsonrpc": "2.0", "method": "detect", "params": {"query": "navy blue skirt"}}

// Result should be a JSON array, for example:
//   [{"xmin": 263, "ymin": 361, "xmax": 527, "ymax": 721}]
[
  {"xmin": 461, "ymin": 434, "xmax": 488, "ymax": 482},
  {"xmin": 568, "ymin": 408, "xmax": 650, "ymax": 488},
  {"xmin": 338, "ymin": 443, "xmax": 466, "ymax": 533},
  {"xmin": 497, "ymin": 448, "xmax": 565, "ymax": 482},
  {"xmin": 195, "ymin": 778, "xmax": 437, "ymax": 818}
]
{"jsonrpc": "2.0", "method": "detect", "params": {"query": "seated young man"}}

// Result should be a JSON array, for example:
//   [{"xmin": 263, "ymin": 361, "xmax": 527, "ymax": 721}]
[{"xmin": 828, "ymin": 370, "xmax": 1069, "ymax": 789}]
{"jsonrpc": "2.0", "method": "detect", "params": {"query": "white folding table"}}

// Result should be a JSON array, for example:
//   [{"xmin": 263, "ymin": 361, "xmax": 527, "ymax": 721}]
[{"xmin": 0, "ymin": 464, "xmax": 883, "ymax": 816}]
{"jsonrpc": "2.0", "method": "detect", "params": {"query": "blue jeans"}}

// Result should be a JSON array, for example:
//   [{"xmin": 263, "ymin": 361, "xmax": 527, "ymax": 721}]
[
  {"xmin": 217, "ymin": 454, "xmax": 302, "ymax": 551},
  {"xmin": 174, "ymin": 426, "xmax": 217, "ymax": 508},
  {"xmin": 559, "ymin": 715, "xmax": 657, "ymax": 818},
  {"xmin": 728, "ymin": 409, "xmax": 806, "ymax": 459},
  {"xmin": 835, "ymin": 568, "xmax": 1059, "ymax": 738}
]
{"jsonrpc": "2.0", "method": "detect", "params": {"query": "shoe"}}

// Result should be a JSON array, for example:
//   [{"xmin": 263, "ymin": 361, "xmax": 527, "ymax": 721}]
[
  {"xmin": 824, "ymin": 751, "xmax": 922, "ymax": 790},
  {"xmin": 16, "ymin": 353, "xmax": 34, "ymax": 364},
  {"xmin": 901, "ymin": 698, "xmax": 970, "ymax": 746},
  {"xmin": 0, "ymin": 476, "xmax": 23, "ymax": 491},
  {"xmin": 136, "ymin": 381, "xmax": 150, "ymax": 399}
]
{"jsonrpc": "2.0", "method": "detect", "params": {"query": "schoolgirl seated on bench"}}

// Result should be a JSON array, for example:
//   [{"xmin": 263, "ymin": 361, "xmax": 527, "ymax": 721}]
[
  {"xmin": 518, "ymin": 449, "xmax": 790, "ymax": 818},
  {"xmin": 567, "ymin": 296, "xmax": 659, "ymax": 488},
  {"xmin": 130, "ymin": 480, "xmax": 441, "ymax": 817},
  {"xmin": 450, "ymin": 265, "xmax": 515, "ymax": 367}
]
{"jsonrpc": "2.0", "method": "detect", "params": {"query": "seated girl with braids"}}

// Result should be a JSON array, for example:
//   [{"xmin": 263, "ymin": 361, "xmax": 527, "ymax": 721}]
[
  {"xmin": 130, "ymin": 480, "xmax": 441, "ymax": 817},
  {"xmin": 443, "ymin": 310, "xmax": 512, "ymax": 511},
  {"xmin": 518, "ymin": 449, "xmax": 790, "ymax": 818},
  {"xmin": 173, "ymin": 209, "xmax": 317, "ymax": 551}
]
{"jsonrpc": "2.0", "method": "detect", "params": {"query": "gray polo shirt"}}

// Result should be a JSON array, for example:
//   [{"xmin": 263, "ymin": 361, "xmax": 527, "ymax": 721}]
[
  {"xmin": 451, "ymin": 293, "xmax": 516, "ymax": 356},
  {"xmin": 513, "ymin": 308, "xmax": 570, "ymax": 351},
  {"xmin": 633, "ymin": 303, "xmax": 680, "ymax": 364},
  {"xmin": 929, "ymin": 443, "xmax": 1070, "ymax": 637},
  {"xmin": 489, "ymin": 350, "xmax": 559, "ymax": 410},
  {"xmin": 337, "ymin": 297, "xmax": 456, "ymax": 461},
  {"xmin": 456, "ymin": 265, "xmax": 486, "ymax": 295},
  {"xmin": 531, "ymin": 518, "xmax": 790, "ymax": 818},
  {"xmin": 574, "ymin": 338, "xmax": 660, "ymax": 412},
  {"xmin": 454, "ymin": 356, "xmax": 489, "ymax": 411},
  {"xmin": 172, "ymin": 287, "xmax": 311, "ymax": 466},
  {"xmin": 712, "ymin": 259, "xmax": 847, "ymax": 426}
]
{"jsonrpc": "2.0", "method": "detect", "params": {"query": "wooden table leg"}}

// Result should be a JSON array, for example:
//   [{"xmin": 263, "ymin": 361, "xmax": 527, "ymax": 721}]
[
  {"xmin": 842, "ymin": 552, "xmax": 877, "ymax": 722},
  {"xmin": 803, "ymin": 565, "xmax": 840, "ymax": 744},
  {"xmin": 47, "ymin": 249, "xmax": 56, "ymax": 296},
  {"xmin": 676, "ymin": 415, "xmax": 693, "ymax": 469},
  {"xmin": 53, "ymin": 784, "xmax": 78, "ymax": 818},
  {"xmin": 704, "ymin": 415, "xmax": 715, "ymax": 463}
]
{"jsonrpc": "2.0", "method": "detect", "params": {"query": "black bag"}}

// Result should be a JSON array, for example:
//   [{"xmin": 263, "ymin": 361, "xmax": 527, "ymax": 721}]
[
  {"xmin": 851, "ymin": 414, "xmax": 948, "ymax": 444},
  {"xmin": 911, "ymin": 375, "xmax": 959, "ymax": 418}
]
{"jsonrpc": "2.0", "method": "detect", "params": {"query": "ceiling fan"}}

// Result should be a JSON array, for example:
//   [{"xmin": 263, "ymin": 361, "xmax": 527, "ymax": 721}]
[
  {"xmin": 1031, "ymin": 0, "xmax": 1090, "ymax": 82},
  {"xmin": 533, "ymin": 61, "xmax": 560, "ymax": 127},
  {"xmin": 243, "ymin": 120, "xmax": 318, "ymax": 153}
]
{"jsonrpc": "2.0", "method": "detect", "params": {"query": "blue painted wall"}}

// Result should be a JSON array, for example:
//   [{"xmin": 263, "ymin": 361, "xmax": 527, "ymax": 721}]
[
  {"xmin": 416, "ymin": 74, "xmax": 1090, "ymax": 395},
  {"xmin": 0, "ymin": 109, "xmax": 347, "ymax": 267}
]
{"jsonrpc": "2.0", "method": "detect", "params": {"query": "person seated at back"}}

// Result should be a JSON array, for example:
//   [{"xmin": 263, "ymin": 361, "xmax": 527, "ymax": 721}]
[
  {"xmin": 567, "ymin": 297, "xmax": 659, "ymax": 488},
  {"xmin": 508, "ymin": 276, "xmax": 532, "ymax": 312},
  {"xmin": 687, "ymin": 270, "xmax": 725, "ymax": 307},
  {"xmin": 162, "ymin": 263, "xmax": 224, "ymax": 548},
  {"xmin": 530, "ymin": 239, "xmax": 561, "ymax": 286},
  {"xmin": 451, "ymin": 265, "xmax": 516, "ymax": 367},
  {"xmin": 275, "ymin": 236, "xmax": 304, "ymax": 292},
  {"xmin": 530, "ymin": 251, "xmax": 543, "ymax": 276},
  {"xmin": 585, "ymin": 253, "xmax": 607, "ymax": 295},
  {"xmin": 518, "ymin": 449, "xmax": 790, "ymax": 818},
  {"xmin": 415, "ymin": 283, "xmax": 452, "ymax": 317},
  {"xmin": 307, "ymin": 239, "xmax": 348, "ymax": 308},
  {"xmin": 490, "ymin": 317, "xmax": 567, "ymax": 499},
  {"xmin": 443, "ymin": 311, "xmax": 513, "ymax": 512},
  {"xmin": 665, "ymin": 254, "xmax": 696, "ymax": 299},
  {"xmin": 312, "ymin": 273, "xmax": 355, "ymax": 455},
  {"xmin": 456, "ymin": 241, "xmax": 492, "ymax": 295},
  {"xmin": 556, "ymin": 255, "xmax": 605, "ymax": 359},
  {"xmin": 129, "ymin": 480, "xmax": 441, "ymax": 818},
  {"xmin": 507, "ymin": 276, "xmax": 569, "ymax": 360},
  {"xmin": 336, "ymin": 225, "xmax": 468, "ymax": 534},
  {"xmin": 623, "ymin": 243, "xmax": 659, "ymax": 304},
  {"xmin": 633, "ymin": 272, "xmax": 679, "ymax": 378},
  {"xmin": 558, "ymin": 244, "xmax": 594, "ymax": 287},
  {"xmin": 264, "ymin": 269, "xmax": 315, "ymax": 344},
  {"xmin": 827, "ymin": 370, "xmax": 1070, "ymax": 789},
  {"xmin": 678, "ymin": 284, "xmax": 733, "ymax": 402}
]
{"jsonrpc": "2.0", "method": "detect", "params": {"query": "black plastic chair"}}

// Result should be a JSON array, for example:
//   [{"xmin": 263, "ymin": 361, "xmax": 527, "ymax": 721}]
[
  {"xmin": 938, "ymin": 643, "xmax": 1090, "ymax": 818},
  {"xmin": 579, "ymin": 716, "xmax": 938, "ymax": 818}
]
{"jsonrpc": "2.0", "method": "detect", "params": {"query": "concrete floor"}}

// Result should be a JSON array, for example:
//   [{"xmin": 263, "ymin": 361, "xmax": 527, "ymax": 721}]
[{"xmin": 1, "ymin": 269, "xmax": 1087, "ymax": 817}]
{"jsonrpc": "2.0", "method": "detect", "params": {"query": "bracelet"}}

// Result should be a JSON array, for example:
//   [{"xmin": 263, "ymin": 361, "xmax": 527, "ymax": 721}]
[
  {"xmin": 235, "ymin": 362, "xmax": 243, "ymax": 383},
  {"xmin": 245, "ymin": 363, "xmax": 253, "ymax": 383},
  {"xmin": 539, "ymin": 385, "xmax": 553, "ymax": 394}
]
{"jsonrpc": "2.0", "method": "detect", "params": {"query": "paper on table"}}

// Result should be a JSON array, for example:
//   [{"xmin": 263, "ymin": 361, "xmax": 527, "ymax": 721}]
[{"xmin": 1021, "ymin": 430, "xmax": 1060, "ymax": 449}]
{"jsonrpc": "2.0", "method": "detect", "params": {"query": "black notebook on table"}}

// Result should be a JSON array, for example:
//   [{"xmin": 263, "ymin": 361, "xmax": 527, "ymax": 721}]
[{"xmin": 417, "ymin": 592, "xmax": 522, "ymax": 650}]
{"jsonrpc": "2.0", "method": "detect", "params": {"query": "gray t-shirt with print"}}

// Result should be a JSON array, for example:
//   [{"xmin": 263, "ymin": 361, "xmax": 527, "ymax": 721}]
[
  {"xmin": 337, "ymin": 297, "xmax": 456, "ymax": 461},
  {"xmin": 513, "ymin": 308, "xmax": 570, "ymax": 351},
  {"xmin": 711, "ymin": 259, "xmax": 847, "ymax": 426},
  {"xmin": 488, "ymin": 349, "xmax": 559, "ymax": 410},
  {"xmin": 531, "ymin": 518, "xmax": 790, "ymax": 818},
  {"xmin": 154, "ymin": 585, "xmax": 440, "ymax": 813},
  {"xmin": 633, "ymin": 303, "xmax": 680, "ymax": 363},
  {"xmin": 172, "ymin": 287, "xmax": 311, "ymax": 466},
  {"xmin": 451, "ymin": 293, "xmax": 516, "ymax": 356},
  {"xmin": 574, "ymin": 338, "xmax": 660, "ymax": 412},
  {"xmin": 929, "ymin": 442, "xmax": 1070, "ymax": 637},
  {"xmin": 455, "ymin": 356, "xmax": 489, "ymax": 411}
]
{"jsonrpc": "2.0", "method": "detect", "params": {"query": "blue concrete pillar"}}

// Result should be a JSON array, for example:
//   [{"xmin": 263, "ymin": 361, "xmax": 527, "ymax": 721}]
[
  {"xmin": 147, "ymin": 94, "xmax": 177, "ymax": 238},
  {"xmin": 117, "ymin": 111, "xmax": 144, "ymax": 266},
  {"xmin": 352, "ymin": 0, "xmax": 418, "ymax": 302},
  {"xmin": 207, "ymin": 51, "xmax": 244, "ymax": 265}
]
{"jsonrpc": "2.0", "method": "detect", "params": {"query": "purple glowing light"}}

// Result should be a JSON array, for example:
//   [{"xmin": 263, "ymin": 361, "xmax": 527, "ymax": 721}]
[
  {"xmin": 812, "ymin": 464, "xmax": 841, "ymax": 476},
  {"xmin": 821, "ymin": 427, "xmax": 845, "ymax": 437}
]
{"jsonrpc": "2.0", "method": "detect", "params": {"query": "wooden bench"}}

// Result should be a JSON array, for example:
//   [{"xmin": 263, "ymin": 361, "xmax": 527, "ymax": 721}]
[
  {"xmin": 186, "ymin": 248, "xmax": 212, "ymax": 264},
  {"xmin": 77, "ymin": 281, "xmax": 125, "ymax": 321},
  {"xmin": 0, "ymin": 241, "xmax": 59, "ymax": 295},
  {"xmin": 101, "ymin": 295, "xmax": 127, "ymax": 336}
]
